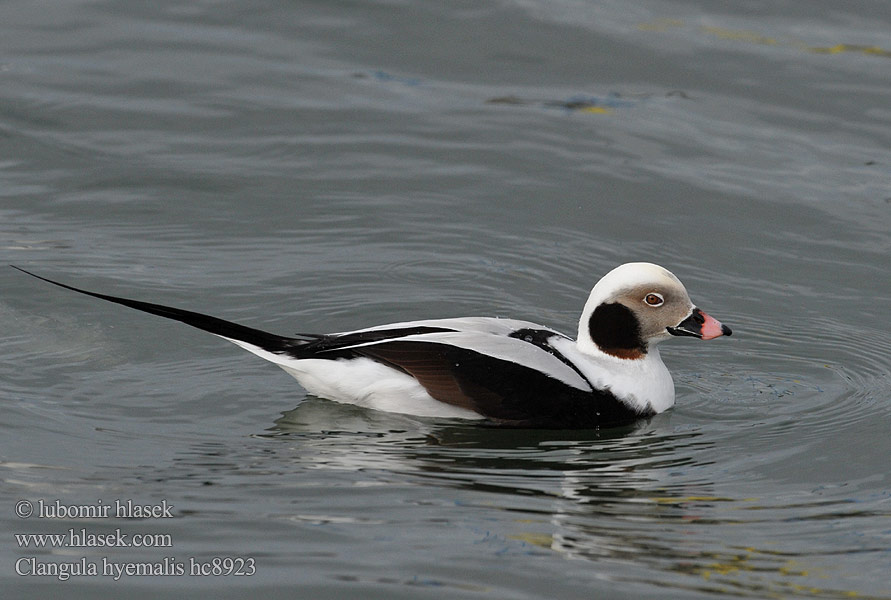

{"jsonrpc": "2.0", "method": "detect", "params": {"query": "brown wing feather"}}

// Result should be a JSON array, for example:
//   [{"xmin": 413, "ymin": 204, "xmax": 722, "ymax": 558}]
[{"xmin": 352, "ymin": 341, "xmax": 504, "ymax": 414}]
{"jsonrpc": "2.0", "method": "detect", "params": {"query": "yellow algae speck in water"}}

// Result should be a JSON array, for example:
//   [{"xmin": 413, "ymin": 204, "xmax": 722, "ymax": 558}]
[
  {"xmin": 637, "ymin": 18, "xmax": 684, "ymax": 32},
  {"xmin": 700, "ymin": 26, "xmax": 779, "ymax": 46},
  {"xmin": 863, "ymin": 45, "xmax": 891, "ymax": 56},
  {"xmin": 638, "ymin": 18, "xmax": 891, "ymax": 59},
  {"xmin": 578, "ymin": 106, "xmax": 613, "ymax": 115},
  {"xmin": 812, "ymin": 44, "xmax": 849, "ymax": 54},
  {"xmin": 508, "ymin": 533, "xmax": 554, "ymax": 548},
  {"xmin": 808, "ymin": 43, "xmax": 891, "ymax": 57}
]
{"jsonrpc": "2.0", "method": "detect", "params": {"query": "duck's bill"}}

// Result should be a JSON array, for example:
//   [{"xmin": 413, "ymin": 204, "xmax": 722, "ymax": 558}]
[{"xmin": 667, "ymin": 308, "xmax": 732, "ymax": 340}]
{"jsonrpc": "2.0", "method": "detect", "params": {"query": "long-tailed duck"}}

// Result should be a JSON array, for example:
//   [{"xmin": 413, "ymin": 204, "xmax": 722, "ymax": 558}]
[{"xmin": 14, "ymin": 262, "xmax": 731, "ymax": 428}]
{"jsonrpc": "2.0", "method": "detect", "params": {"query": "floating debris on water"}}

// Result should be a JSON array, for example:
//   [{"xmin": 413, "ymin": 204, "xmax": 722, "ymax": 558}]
[{"xmin": 637, "ymin": 19, "xmax": 891, "ymax": 58}]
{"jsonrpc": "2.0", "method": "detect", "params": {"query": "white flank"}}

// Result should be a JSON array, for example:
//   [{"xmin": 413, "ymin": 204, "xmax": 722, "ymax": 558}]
[{"xmin": 223, "ymin": 337, "xmax": 483, "ymax": 419}]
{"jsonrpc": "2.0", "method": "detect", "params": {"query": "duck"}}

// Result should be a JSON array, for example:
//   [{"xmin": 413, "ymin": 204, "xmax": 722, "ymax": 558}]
[{"xmin": 13, "ymin": 262, "xmax": 731, "ymax": 428}]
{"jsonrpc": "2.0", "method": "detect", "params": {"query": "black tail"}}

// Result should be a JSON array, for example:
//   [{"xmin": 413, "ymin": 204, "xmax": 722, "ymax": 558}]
[{"xmin": 12, "ymin": 266, "xmax": 305, "ymax": 354}]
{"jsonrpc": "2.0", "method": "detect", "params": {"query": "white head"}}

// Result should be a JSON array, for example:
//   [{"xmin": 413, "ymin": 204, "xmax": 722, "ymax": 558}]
[{"xmin": 577, "ymin": 262, "xmax": 731, "ymax": 359}]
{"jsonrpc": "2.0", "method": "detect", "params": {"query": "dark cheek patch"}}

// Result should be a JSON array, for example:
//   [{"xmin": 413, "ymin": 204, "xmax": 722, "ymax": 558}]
[{"xmin": 588, "ymin": 303, "xmax": 646, "ymax": 359}]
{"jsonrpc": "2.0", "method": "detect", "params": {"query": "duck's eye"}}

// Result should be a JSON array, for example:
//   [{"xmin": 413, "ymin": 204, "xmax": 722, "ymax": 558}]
[{"xmin": 644, "ymin": 293, "xmax": 664, "ymax": 307}]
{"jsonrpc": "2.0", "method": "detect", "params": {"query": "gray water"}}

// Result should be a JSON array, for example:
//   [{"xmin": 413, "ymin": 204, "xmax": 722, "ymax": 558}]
[{"xmin": 2, "ymin": 1, "xmax": 890, "ymax": 598}]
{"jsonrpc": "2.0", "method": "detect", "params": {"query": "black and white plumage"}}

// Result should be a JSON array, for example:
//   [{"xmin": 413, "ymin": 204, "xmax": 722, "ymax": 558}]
[{"xmin": 14, "ymin": 262, "xmax": 731, "ymax": 429}]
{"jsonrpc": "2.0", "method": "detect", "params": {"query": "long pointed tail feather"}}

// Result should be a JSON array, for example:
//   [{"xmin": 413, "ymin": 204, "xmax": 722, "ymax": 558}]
[{"xmin": 12, "ymin": 266, "xmax": 304, "ymax": 355}]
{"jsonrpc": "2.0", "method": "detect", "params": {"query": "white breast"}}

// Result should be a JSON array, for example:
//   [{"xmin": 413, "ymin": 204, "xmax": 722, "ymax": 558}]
[{"xmin": 550, "ymin": 338, "xmax": 675, "ymax": 414}]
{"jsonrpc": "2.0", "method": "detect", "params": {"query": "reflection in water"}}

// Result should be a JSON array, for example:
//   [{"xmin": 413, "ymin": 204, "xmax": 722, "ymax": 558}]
[{"xmin": 255, "ymin": 399, "xmax": 890, "ymax": 598}]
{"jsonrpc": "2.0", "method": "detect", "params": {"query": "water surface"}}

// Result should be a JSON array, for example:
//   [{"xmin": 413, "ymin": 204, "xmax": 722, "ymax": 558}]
[{"xmin": 2, "ymin": 1, "xmax": 890, "ymax": 598}]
